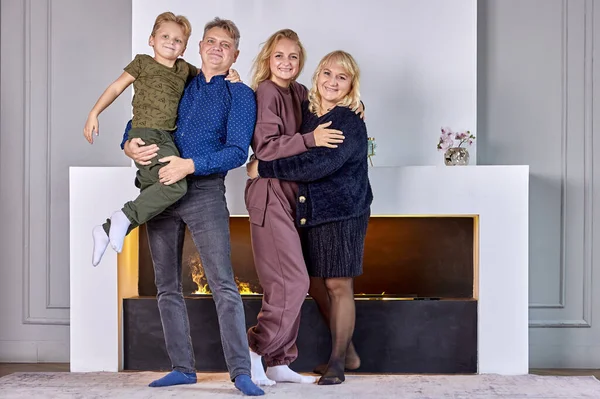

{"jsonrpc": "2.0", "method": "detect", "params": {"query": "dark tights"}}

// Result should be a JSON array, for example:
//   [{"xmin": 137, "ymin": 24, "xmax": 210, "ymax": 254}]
[{"xmin": 309, "ymin": 276, "xmax": 359, "ymax": 385}]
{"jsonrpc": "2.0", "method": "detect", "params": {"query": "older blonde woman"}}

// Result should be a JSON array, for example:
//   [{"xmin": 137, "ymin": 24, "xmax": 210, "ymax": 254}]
[{"xmin": 248, "ymin": 50, "xmax": 373, "ymax": 385}]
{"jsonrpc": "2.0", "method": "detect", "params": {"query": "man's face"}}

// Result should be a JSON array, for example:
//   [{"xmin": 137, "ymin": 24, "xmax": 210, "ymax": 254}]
[{"xmin": 199, "ymin": 27, "xmax": 239, "ymax": 70}]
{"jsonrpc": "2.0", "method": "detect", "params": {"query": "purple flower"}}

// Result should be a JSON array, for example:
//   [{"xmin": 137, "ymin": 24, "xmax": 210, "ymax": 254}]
[
  {"xmin": 437, "ymin": 135, "xmax": 454, "ymax": 151},
  {"xmin": 438, "ymin": 127, "xmax": 475, "ymax": 151},
  {"xmin": 455, "ymin": 131, "xmax": 469, "ymax": 140},
  {"xmin": 441, "ymin": 127, "xmax": 453, "ymax": 137}
]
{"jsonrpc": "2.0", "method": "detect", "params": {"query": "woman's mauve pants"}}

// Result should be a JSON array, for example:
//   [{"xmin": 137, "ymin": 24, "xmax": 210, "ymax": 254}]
[{"xmin": 246, "ymin": 178, "xmax": 310, "ymax": 367}]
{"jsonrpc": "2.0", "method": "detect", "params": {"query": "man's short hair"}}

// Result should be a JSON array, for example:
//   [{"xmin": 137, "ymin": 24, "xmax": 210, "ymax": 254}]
[{"xmin": 203, "ymin": 17, "xmax": 240, "ymax": 49}]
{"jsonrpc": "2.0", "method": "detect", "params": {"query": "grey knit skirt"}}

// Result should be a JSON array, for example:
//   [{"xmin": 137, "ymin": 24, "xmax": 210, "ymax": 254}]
[{"xmin": 301, "ymin": 211, "xmax": 370, "ymax": 278}]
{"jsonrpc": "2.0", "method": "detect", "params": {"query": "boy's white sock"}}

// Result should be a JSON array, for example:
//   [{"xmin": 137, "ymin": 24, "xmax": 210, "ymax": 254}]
[
  {"xmin": 92, "ymin": 225, "xmax": 110, "ymax": 266},
  {"xmin": 108, "ymin": 210, "xmax": 131, "ymax": 253}
]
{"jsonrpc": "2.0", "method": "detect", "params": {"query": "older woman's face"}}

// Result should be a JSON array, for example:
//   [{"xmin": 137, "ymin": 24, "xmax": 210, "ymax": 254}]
[
  {"xmin": 317, "ymin": 62, "xmax": 352, "ymax": 107},
  {"xmin": 269, "ymin": 38, "xmax": 301, "ymax": 87}
]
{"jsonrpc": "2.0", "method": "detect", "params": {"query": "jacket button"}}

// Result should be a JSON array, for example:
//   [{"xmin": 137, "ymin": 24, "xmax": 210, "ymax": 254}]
[
  {"xmin": 299, "ymin": 196, "xmax": 306, "ymax": 203},
  {"xmin": 300, "ymin": 218, "xmax": 307, "ymax": 225}
]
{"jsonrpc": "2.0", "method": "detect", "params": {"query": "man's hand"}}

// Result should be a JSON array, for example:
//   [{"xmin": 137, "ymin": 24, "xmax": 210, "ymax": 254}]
[
  {"xmin": 159, "ymin": 156, "xmax": 195, "ymax": 185},
  {"xmin": 246, "ymin": 159, "xmax": 259, "ymax": 179},
  {"xmin": 124, "ymin": 138, "xmax": 159, "ymax": 165}
]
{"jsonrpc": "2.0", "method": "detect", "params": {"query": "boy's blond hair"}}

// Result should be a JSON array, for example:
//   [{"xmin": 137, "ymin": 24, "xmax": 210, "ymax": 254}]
[{"xmin": 151, "ymin": 12, "xmax": 192, "ymax": 42}]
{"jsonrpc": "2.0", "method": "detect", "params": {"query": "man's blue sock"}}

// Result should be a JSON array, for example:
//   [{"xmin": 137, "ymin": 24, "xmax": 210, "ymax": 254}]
[
  {"xmin": 234, "ymin": 374, "xmax": 265, "ymax": 396},
  {"xmin": 148, "ymin": 370, "xmax": 197, "ymax": 387}
]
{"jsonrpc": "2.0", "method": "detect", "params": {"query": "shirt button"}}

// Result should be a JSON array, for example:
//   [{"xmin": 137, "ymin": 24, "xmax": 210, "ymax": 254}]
[
  {"xmin": 298, "ymin": 196, "xmax": 306, "ymax": 203},
  {"xmin": 300, "ymin": 218, "xmax": 307, "ymax": 225}
]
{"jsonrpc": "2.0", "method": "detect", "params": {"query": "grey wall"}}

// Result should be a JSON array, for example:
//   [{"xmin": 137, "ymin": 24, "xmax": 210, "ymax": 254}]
[
  {"xmin": 478, "ymin": 0, "xmax": 600, "ymax": 367},
  {"xmin": 1, "ymin": 0, "xmax": 598, "ymax": 367},
  {"xmin": 0, "ymin": 0, "xmax": 131, "ymax": 362},
  {"xmin": 135, "ymin": 0, "xmax": 477, "ymax": 167}
]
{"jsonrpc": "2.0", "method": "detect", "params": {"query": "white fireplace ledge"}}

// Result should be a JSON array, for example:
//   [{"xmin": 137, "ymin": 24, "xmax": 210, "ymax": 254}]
[{"xmin": 70, "ymin": 165, "xmax": 529, "ymax": 374}]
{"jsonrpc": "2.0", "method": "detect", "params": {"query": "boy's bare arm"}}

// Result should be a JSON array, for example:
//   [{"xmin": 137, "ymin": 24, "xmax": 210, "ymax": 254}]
[{"xmin": 83, "ymin": 71, "xmax": 135, "ymax": 144}]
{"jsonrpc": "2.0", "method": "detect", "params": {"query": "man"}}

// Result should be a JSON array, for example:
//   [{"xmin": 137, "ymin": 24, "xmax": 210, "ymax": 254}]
[{"xmin": 122, "ymin": 17, "xmax": 263, "ymax": 396}]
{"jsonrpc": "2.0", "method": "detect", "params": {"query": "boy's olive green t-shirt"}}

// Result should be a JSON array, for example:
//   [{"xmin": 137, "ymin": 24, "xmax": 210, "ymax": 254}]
[{"xmin": 124, "ymin": 54, "xmax": 197, "ymax": 131}]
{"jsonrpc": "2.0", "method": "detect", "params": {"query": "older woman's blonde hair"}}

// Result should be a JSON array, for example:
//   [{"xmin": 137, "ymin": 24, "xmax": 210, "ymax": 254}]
[
  {"xmin": 251, "ymin": 29, "xmax": 306, "ymax": 90},
  {"xmin": 308, "ymin": 50, "xmax": 361, "ymax": 115}
]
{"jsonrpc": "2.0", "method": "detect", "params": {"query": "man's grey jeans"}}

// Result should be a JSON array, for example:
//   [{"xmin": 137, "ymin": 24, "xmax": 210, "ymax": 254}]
[{"xmin": 146, "ymin": 173, "xmax": 251, "ymax": 380}]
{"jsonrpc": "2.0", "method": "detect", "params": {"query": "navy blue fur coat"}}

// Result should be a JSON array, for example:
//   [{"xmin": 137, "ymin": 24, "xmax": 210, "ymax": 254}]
[{"xmin": 258, "ymin": 104, "xmax": 373, "ymax": 227}]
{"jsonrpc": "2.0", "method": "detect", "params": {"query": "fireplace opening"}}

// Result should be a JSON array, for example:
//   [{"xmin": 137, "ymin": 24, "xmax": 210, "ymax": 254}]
[
  {"xmin": 125, "ymin": 215, "xmax": 478, "ymax": 373},
  {"xmin": 137, "ymin": 216, "xmax": 476, "ymax": 299}
]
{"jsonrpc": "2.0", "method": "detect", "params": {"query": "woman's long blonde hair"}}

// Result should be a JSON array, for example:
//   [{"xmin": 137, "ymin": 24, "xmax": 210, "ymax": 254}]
[
  {"xmin": 251, "ymin": 29, "xmax": 306, "ymax": 90},
  {"xmin": 308, "ymin": 50, "xmax": 361, "ymax": 115}
]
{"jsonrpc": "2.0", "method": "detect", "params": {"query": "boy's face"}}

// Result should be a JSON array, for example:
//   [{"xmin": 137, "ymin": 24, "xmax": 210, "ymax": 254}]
[{"xmin": 149, "ymin": 21, "xmax": 187, "ymax": 61}]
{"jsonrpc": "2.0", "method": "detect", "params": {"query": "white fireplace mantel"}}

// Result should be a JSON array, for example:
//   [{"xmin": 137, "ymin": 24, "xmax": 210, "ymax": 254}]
[{"xmin": 69, "ymin": 165, "xmax": 529, "ymax": 374}]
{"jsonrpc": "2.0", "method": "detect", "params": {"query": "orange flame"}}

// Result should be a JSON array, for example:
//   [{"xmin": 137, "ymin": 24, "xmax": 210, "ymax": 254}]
[
  {"xmin": 189, "ymin": 254, "xmax": 258, "ymax": 295},
  {"xmin": 237, "ymin": 281, "xmax": 255, "ymax": 295}
]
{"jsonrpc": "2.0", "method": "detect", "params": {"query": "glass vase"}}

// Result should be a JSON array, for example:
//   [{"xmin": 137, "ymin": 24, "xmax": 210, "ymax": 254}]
[{"xmin": 444, "ymin": 147, "xmax": 470, "ymax": 166}]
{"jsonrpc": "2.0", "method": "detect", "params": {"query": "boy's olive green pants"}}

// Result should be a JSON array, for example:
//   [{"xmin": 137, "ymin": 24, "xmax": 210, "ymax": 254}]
[{"xmin": 102, "ymin": 127, "xmax": 187, "ymax": 235}]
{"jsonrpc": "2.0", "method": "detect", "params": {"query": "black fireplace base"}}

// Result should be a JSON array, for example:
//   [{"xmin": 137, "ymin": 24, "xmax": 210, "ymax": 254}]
[{"xmin": 123, "ymin": 297, "xmax": 477, "ymax": 374}]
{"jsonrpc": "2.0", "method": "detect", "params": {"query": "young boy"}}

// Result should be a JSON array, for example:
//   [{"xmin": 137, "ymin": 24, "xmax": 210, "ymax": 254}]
[{"xmin": 84, "ymin": 12, "xmax": 217, "ymax": 266}]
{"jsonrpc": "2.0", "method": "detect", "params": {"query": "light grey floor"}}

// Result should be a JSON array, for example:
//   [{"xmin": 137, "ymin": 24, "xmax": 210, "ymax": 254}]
[{"xmin": 1, "ymin": 370, "xmax": 599, "ymax": 399}]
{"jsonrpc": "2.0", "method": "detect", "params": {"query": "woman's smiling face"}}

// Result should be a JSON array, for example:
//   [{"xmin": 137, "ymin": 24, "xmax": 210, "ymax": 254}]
[
  {"xmin": 316, "ymin": 61, "xmax": 352, "ymax": 110},
  {"xmin": 269, "ymin": 38, "xmax": 301, "ymax": 87}
]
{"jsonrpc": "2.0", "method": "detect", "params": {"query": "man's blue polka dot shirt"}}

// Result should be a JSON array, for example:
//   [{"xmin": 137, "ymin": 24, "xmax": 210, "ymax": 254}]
[{"xmin": 121, "ymin": 71, "xmax": 257, "ymax": 176}]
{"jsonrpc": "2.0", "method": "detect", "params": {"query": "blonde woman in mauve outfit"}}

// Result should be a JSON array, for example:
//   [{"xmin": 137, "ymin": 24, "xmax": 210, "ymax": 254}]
[
  {"xmin": 248, "ymin": 51, "xmax": 372, "ymax": 385},
  {"xmin": 244, "ymin": 29, "xmax": 349, "ymax": 386}
]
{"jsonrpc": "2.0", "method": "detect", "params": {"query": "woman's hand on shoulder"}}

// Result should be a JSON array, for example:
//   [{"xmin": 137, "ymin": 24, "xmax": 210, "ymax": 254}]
[
  {"xmin": 354, "ymin": 101, "xmax": 366, "ymax": 120},
  {"xmin": 313, "ymin": 121, "xmax": 345, "ymax": 148}
]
